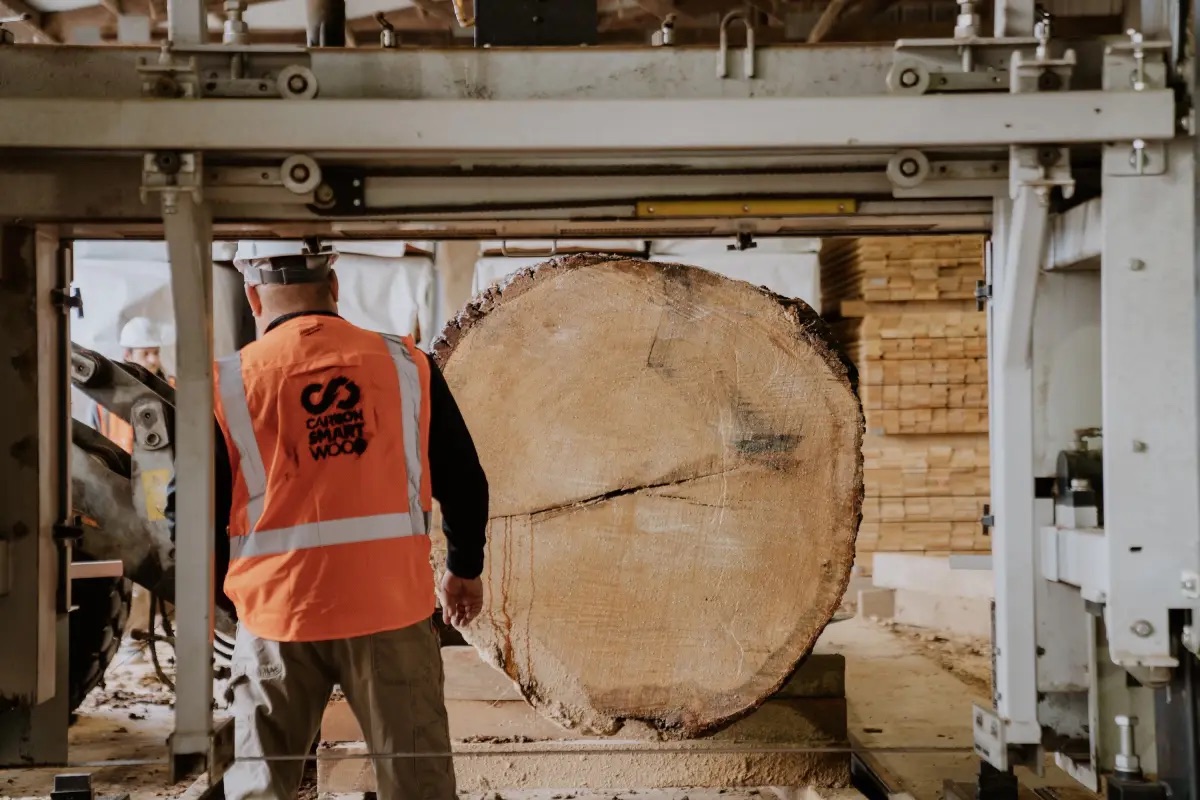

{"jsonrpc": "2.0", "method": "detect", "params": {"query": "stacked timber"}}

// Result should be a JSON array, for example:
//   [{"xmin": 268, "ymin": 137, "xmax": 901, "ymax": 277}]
[
  {"xmin": 821, "ymin": 236, "xmax": 991, "ymax": 571},
  {"xmin": 820, "ymin": 236, "xmax": 983, "ymax": 305},
  {"xmin": 431, "ymin": 254, "xmax": 864, "ymax": 741}
]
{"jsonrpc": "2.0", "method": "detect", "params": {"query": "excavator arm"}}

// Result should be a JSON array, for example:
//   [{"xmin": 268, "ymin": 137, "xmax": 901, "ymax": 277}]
[{"xmin": 70, "ymin": 342, "xmax": 236, "ymax": 635}]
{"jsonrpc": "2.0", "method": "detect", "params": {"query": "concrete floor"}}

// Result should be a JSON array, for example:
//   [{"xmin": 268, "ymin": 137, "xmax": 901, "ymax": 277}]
[{"xmin": 0, "ymin": 618, "xmax": 1089, "ymax": 800}]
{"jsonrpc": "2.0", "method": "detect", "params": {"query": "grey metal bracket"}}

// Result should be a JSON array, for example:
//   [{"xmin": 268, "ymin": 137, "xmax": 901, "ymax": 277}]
[
  {"xmin": 1010, "ymin": 45, "xmax": 1076, "ymax": 93},
  {"xmin": 1010, "ymin": 145, "xmax": 1074, "ymax": 202},
  {"xmin": 142, "ymin": 152, "xmax": 203, "ymax": 211},
  {"xmin": 129, "ymin": 396, "xmax": 175, "ymax": 562},
  {"xmin": 1104, "ymin": 138, "xmax": 1167, "ymax": 176},
  {"xmin": 138, "ymin": 42, "xmax": 317, "ymax": 99},
  {"xmin": 887, "ymin": 150, "xmax": 1008, "ymax": 197},
  {"xmin": 1104, "ymin": 30, "xmax": 1171, "ymax": 93},
  {"xmin": 1102, "ymin": 31, "xmax": 1173, "ymax": 177},
  {"xmin": 1008, "ymin": 42, "xmax": 1075, "ymax": 201},
  {"xmin": 138, "ymin": 45, "xmax": 201, "ymax": 99},
  {"xmin": 973, "ymin": 703, "xmax": 1010, "ymax": 769},
  {"xmin": 206, "ymin": 155, "xmax": 323, "ymax": 202},
  {"xmin": 888, "ymin": 36, "xmax": 1040, "ymax": 95}
]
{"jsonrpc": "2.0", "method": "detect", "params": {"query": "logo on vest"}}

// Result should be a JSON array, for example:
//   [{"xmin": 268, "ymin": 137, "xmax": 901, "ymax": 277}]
[{"xmin": 302, "ymin": 377, "xmax": 369, "ymax": 460}]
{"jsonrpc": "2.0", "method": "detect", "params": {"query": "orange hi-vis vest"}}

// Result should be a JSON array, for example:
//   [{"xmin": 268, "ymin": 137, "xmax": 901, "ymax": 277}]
[
  {"xmin": 97, "ymin": 408, "xmax": 135, "ymax": 454},
  {"xmin": 213, "ymin": 315, "xmax": 434, "ymax": 642}
]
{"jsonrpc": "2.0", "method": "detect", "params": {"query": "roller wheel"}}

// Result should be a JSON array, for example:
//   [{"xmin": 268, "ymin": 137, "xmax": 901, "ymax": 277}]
[{"xmin": 68, "ymin": 573, "xmax": 132, "ymax": 712}]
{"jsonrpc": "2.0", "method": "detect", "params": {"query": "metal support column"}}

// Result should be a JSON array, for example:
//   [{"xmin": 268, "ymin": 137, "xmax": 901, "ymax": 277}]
[
  {"xmin": 0, "ymin": 227, "xmax": 70, "ymax": 765},
  {"xmin": 167, "ymin": 0, "xmax": 207, "ymax": 45},
  {"xmin": 212, "ymin": 256, "xmax": 253, "ymax": 358},
  {"xmin": 1100, "ymin": 137, "xmax": 1200, "ymax": 670},
  {"xmin": 985, "ymin": 183, "xmax": 1052, "ymax": 761},
  {"xmin": 994, "ymin": 0, "xmax": 1036, "ymax": 38},
  {"xmin": 163, "ymin": 190, "xmax": 216, "ymax": 778}
]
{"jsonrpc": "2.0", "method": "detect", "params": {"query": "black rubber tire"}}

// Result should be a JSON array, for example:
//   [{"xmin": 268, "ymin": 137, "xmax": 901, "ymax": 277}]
[{"xmin": 68, "ymin": 574, "xmax": 132, "ymax": 712}]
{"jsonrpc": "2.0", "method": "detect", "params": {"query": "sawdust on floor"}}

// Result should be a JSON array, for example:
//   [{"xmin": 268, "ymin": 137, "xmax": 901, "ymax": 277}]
[
  {"xmin": 871, "ymin": 619, "xmax": 992, "ymax": 698},
  {"xmin": 0, "ymin": 637, "xmax": 232, "ymax": 800}
]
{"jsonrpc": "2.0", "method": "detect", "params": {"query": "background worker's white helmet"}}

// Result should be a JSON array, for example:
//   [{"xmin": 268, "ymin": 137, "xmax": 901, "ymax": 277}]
[
  {"xmin": 233, "ymin": 240, "xmax": 337, "ymax": 286},
  {"xmin": 118, "ymin": 317, "xmax": 164, "ymax": 349}
]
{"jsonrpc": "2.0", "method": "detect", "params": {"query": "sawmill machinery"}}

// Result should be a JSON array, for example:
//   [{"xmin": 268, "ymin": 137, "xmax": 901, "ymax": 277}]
[
  {"xmin": 67, "ymin": 344, "xmax": 237, "ymax": 710},
  {"xmin": 0, "ymin": 0, "xmax": 1197, "ymax": 796}
]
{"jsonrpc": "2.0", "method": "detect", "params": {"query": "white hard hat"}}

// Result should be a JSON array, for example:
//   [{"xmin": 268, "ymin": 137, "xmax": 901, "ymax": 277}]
[
  {"xmin": 234, "ymin": 240, "xmax": 308, "ymax": 264},
  {"xmin": 212, "ymin": 241, "xmax": 238, "ymax": 262},
  {"xmin": 119, "ymin": 317, "xmax": 164, "ymax": 349},
  {"xmin": 233, "ymin": 240, "xmax": 337, "ymax": 286}
]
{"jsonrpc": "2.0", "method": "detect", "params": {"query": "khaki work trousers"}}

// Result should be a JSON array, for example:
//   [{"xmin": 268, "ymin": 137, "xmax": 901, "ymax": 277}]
[{"xmin": 224, "ymin": 618, "xmax": 455, "ymax": 800}]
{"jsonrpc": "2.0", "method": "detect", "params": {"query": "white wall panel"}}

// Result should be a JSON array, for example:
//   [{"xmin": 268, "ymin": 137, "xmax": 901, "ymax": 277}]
[
  {"xmin": 71, "ymin": 240, "xmax": 436, "ymax": 388},
  {"xmin": 650, "ymin": 250, "xmax": 822, "ymax": 311},
  {"xmin": 473, "ymin": 243, "xmax": 822, "ymax": 312},
  {"xmin": 472, "ymin": 256, "xmax": 548, "ymax": 296},
  {"xmin": 334, "ymin": 253, "xmax": 435, "ymax": 345}
]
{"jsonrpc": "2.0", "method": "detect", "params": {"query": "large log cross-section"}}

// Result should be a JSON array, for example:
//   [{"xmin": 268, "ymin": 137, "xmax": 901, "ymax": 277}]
[{"xmin": 433, "ymin": 255, "xmax": 863, "ymax": 739}]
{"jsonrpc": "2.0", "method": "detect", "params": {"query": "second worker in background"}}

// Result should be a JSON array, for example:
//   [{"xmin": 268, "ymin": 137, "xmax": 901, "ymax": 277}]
[{"xmin": 168, "ymin": 240, "xmax": 489, "ymax": 800}]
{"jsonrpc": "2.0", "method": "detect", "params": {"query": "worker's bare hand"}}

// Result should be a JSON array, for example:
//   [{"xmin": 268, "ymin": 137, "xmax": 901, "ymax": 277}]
[{"xmin": 440, "ymin": 572, "xmax": 484, "ymax": 628}]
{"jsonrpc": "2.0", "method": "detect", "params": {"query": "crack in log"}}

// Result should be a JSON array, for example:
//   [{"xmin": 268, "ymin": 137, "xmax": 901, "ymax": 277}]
[{"xmin": 499, "ymin": 468, "xmax": 737, "ymax": 522}]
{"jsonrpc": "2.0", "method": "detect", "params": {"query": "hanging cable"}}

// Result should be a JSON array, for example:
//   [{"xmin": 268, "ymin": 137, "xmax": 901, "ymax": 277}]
[{"xmin": 147, "ymin": 591, "xmax": 176, "ymax": 690}]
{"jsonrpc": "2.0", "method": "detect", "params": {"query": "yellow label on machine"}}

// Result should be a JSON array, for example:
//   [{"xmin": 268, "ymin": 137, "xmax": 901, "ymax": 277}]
[
  {"xmin": 141, "ymin": 468, "xmax": 171, "ymax": 522},
  {"xmin": 636, "ymin": 199, "xmax": 857, "ymax": 218}
]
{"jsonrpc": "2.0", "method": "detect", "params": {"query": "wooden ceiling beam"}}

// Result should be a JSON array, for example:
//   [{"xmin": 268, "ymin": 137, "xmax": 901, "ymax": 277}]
[
  {"xmin": 407, "ymin": 0, "xmax": 456, "ymax": 24},
  {"xmin": 1, "ymin": 0, "xmax": 59, "ymax": 42},
  {"xmin": 807, "ymin": 0, "xmax": 853, "ymax": 41}
]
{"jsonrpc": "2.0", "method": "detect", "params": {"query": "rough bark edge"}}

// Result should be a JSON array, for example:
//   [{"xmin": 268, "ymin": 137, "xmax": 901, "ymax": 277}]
[{"xmin": 434, "ymin": 253, "xmax": 865, "ymax": 739}]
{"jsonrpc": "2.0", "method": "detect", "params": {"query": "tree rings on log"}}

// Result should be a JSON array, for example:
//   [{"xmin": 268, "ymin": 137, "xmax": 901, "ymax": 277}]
[{"xmin": 433, "ymin": 255, "xmax": 863, "ymax": 739}]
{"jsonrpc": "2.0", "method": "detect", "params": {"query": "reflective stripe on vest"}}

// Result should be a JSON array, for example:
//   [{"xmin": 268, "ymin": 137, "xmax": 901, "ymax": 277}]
[
  {"xmin": 379, "ymin": 333, "xmax": 433, "ymax": 537},
  {"xmin": 217, "ymin": 332, "xmax": 430, "ymax": 561},
  {"xmin": 216, "ymin": 355, "xmax": 268, "ymax": 534}
]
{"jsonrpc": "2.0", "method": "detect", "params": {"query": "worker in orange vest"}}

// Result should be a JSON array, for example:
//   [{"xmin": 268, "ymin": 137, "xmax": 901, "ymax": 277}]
[
  {"xmin": 168, "ymin": 240, "xmax": 488, "ymax": 800},
  {"xmin": 90, "ymin": 316, "xmax": 170, "ymax": 453}
]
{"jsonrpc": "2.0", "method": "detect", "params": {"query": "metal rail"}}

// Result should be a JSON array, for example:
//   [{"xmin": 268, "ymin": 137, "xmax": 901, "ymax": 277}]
[
  {"xmin": 0, "ymin": 92, "xmax": 1176, "ymax": 153},
  {"xmin": 23, "ymin": 743, "xmax": 980, "ymax": 770}
]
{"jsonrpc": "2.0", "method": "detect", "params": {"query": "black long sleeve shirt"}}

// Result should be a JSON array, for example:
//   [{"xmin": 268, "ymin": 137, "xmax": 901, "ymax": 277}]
[{"xmin": 165, "ymin": 313, "xmax": 489, "ymax": 617}]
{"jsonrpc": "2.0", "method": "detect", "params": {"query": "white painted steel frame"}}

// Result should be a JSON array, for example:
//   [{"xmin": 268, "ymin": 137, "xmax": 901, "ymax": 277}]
[
  {"xmin": 0, "ymin": 92, "xmax": 1175, "ymax": 153},
  {"xmin": 163, "ymin": 192, "xmax": 217, "ymax": 770},
  {"xmin": 0, "ymin": 35, "xmax": 1190, "ymax": 780},
  {"xmin": 988, "ymin": 187, "xmax": 1051, "ymax": 751},
  {"xmin": 0, "ymin": 44, "xmax": 1112, "ymax": 101},
  {"xmin": 1029, "ymin": 265, "xmax": 1101, "ymax": 754},
  {"xmin": 1042, "ymin": 527, "xmax": 1108, "ymax": 602},
  {"xmin": 167, "ymin": 0, "xmax": 207, "ymax": 47},
  {"xmin": 1100, "ymin": 138, "xmax": 1200, "ymax": 669},
  {"xmin": 0, "ymin": 228, "xmax": 70, "ymax": 765}
]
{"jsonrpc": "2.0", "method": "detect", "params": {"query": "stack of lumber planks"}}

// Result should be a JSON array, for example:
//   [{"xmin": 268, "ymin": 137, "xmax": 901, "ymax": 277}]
[{"xmin": 821, "ymin": 236, "xmax": 991, "ymax": 570}]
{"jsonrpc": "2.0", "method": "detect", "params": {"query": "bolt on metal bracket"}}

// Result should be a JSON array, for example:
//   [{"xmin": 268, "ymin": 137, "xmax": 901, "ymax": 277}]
[
  {"xmin": 887, "ymin": 33, "xmax": 1044, "ymax": 95},
  {"xmin": 132, "ymin": 397, "xmax": 171, "ymax": 452},
  {"xmin": 142, "ymin": 151, "xmax": 204, "ymax": 211},
  {"xmin": 887, "ymin": 149, "xmax": 1007, "ymax": 197},
  {"xmin": 138, "ymin": 45, "xmax": 201, "ymax": 98},
  {"xmin": 1104, "ymin": 30, "xmax": 1170, "ymax": 91}
]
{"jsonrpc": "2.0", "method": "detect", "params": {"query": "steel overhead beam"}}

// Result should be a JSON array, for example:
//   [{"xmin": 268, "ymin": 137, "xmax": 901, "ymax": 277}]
[{"xmin": 0, "ymin": 92, "xmax": 1175, "ymax": 153}]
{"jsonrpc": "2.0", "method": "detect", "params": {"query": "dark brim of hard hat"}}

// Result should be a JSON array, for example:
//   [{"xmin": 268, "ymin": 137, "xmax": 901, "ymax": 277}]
[{"xmin": 239, "ymin": 253, "xmax": 336, "ymax": 285}]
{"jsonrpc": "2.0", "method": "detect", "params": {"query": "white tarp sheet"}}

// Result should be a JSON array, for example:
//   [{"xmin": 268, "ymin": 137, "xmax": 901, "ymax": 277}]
[
  {"xmin": 70, "ymin": 241, "xmax": 435, "ymax": 419},
  {"xmin": 472, "ymin": 256, "xmax": 549, "ymax": 296},
  {"xmin": 473, "ymin": 240, "xmax": 822, "ymax": 311},
  {"xmin": 651, "ymin": 238, "xmax": 822, "ymax": 311}
]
